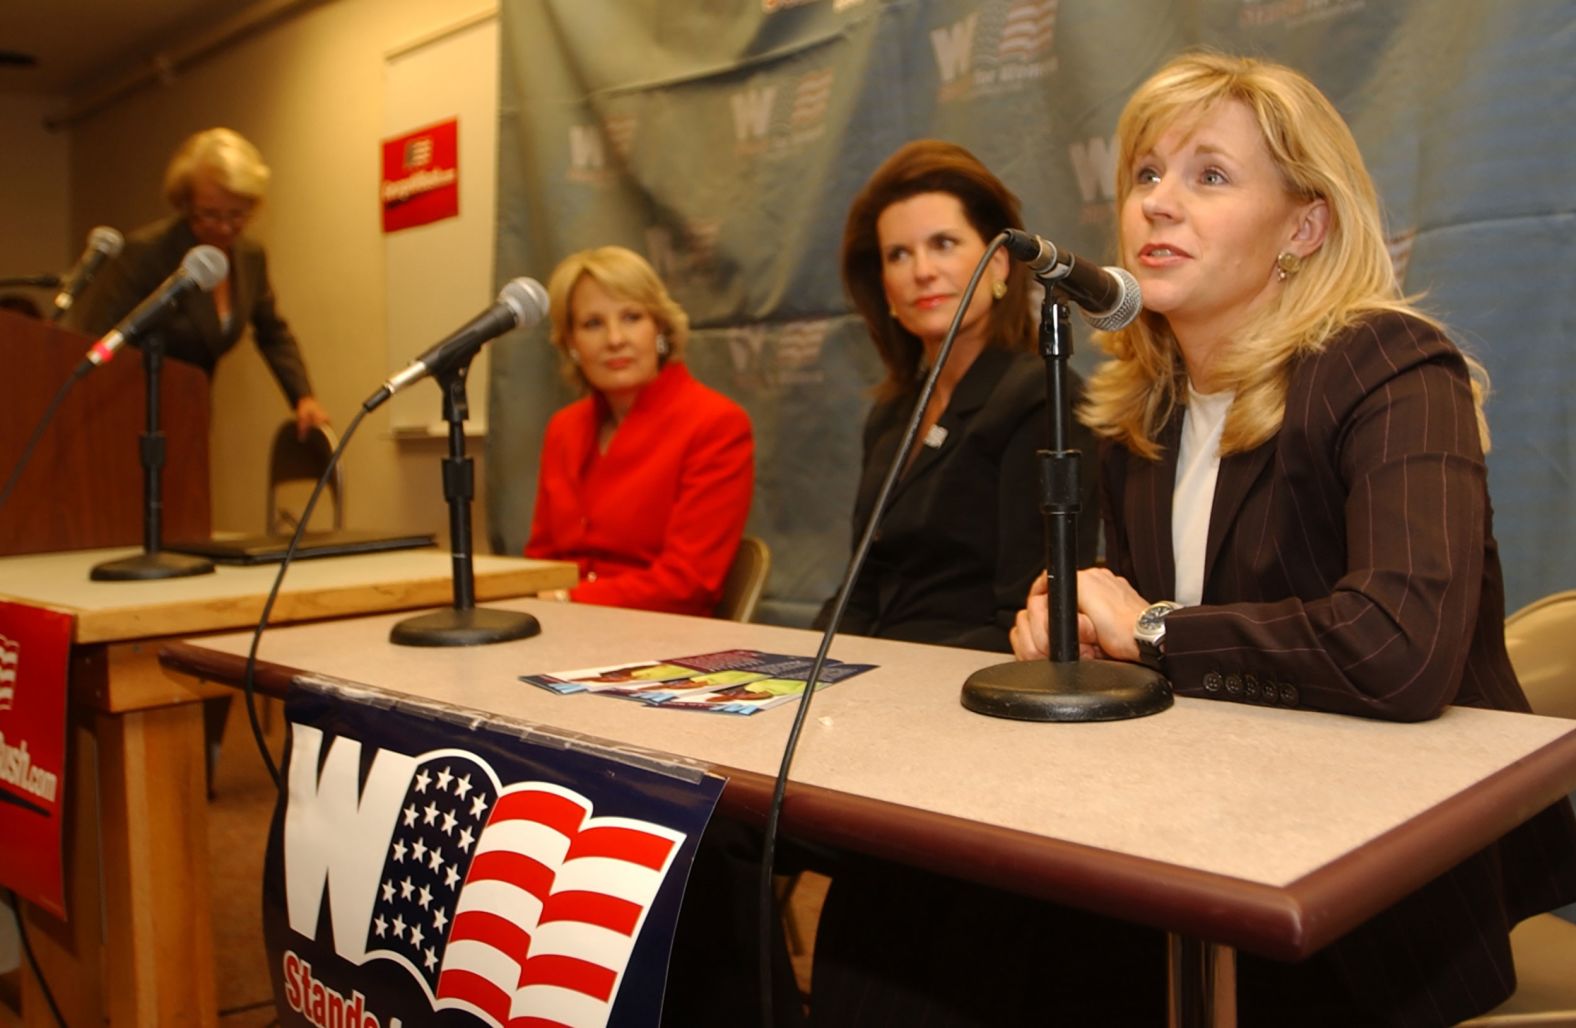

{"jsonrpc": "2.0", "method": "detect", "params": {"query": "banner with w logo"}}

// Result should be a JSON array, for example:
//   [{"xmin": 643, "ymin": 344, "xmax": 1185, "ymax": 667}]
[{"xmin": 264, "ymin": 682, "xmax": 723, "ymax": 1027}]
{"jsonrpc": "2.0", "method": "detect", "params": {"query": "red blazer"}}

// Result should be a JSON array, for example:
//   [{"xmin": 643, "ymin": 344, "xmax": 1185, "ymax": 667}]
[
  {"xmin": 1101, "ymin": 311, "xmax": 1576, "ymax": 1025},
  {"xmin": 525, "ymin": 362, "xmax": 754, "ymax": 616}
]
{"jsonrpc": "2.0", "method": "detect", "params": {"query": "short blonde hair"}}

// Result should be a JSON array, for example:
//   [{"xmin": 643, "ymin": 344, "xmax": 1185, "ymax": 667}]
[
  {"xmin": 545, "ymin": 246, "xmax": 690, "ymax": 390},
  {"xmin": 1082, "ymin": 50, "xmax": 1488, "ymax": 457},
  {"xmin": 163, "ymin": 128, "xmax": 270, "ymax": 209}
]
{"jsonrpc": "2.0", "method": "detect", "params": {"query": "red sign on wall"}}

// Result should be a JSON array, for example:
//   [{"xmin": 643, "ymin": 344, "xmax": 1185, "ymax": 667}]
[
  {"xmin": 381, "ymin": 118, "xmax": 460, "ymax": 233},
  {"xmin": 0, "ymin": 600, "xmax": 73, "ymax": 917}
]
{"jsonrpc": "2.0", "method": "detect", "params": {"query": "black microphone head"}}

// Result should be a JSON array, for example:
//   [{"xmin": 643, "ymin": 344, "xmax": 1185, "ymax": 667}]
[
  {"xmin": 1081, "ymin": 266, "xmax": 1142, "ymax": 332},
  {"xmin": 182, "ymin": 245, "xmax": 229, "ymax": 291},
  {"xmin": 88, "ymin": 225, "xmax": 124, "ymax": 257},
  {"xmin": 497, "ymin": 277, "xmax": 549, "ymax": 329}
]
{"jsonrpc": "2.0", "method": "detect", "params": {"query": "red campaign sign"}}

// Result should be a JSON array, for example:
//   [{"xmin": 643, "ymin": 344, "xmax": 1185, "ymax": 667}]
[
  {"xmin": 0, "ymin": 600, "xmax": 73, "ymax": 918},
  {"xmin": 382, "ymin": 118, "xmax": 460, "ymax": 233}
]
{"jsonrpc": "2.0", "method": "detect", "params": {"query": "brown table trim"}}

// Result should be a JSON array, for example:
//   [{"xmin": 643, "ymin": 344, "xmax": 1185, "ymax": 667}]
[{"xmin": 158, "ymin": 640, "xmax": 1576, "ymax": 962}]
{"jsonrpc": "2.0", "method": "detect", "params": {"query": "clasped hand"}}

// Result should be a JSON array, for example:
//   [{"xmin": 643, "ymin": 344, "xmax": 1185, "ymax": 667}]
[{"xmin": 1009, "ymin": 568, "xmax": 1152, "ymax": 663}]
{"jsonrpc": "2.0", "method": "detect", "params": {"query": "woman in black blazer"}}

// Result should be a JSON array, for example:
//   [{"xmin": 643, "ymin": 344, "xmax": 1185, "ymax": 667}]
[
  {"xmin": 69, "ymin": 127, "xmax": 329, "ymax": 439},
  {"xmin": 819, "ymin": 139, "xmax": 1099, "ymax": 653}
]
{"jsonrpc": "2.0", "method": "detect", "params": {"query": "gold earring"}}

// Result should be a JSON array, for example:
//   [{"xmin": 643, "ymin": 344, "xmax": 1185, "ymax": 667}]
[
  {"xmin": 888, "ymin": 304, "xmax": 897, "ymax": 318},
  {"xmin": 991, "ymin": 279, "xmax": 1008, "ymax": 300},
  {"xmin": 1276, "ymin": 251, "xmax": 1303, "ymax": 281},
  {"xmin": 568, "ymin": 349, "xmax": 581, "ymax": 365}
]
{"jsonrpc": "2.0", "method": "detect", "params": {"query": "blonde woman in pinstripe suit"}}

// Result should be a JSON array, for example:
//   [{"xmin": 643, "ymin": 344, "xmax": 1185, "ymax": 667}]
[{"xmin": 1006, "ymin": 51, "xmax": 1576, "ymax": 1026}]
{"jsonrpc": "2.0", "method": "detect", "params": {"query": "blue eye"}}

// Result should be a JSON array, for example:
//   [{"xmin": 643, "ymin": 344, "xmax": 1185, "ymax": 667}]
[
  {"xmin": 1201, "ymin": 167, "xmax": 1228, "ymax": 185},
  {"xmin": 1134, "ymin": 166, "xmax": 1160, "ymax": 184}
]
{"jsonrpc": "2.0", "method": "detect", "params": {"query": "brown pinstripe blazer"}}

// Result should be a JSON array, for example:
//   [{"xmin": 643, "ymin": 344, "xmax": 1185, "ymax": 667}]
[{"xmin": 1100, "ymin": 310, "xmax": 1576, "ymax": 1025}]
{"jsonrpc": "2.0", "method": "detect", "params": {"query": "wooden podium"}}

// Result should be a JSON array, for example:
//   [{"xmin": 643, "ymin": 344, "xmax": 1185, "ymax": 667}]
[{"xmin": 0, "ymin": 309, "xmax": 210, "ymax": 555}]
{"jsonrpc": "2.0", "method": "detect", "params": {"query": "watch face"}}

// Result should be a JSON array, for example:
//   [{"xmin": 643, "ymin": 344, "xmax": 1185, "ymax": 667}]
[{"xmin": 1137, "ymin": 602, "xmax": 1179, "ymax": 640}]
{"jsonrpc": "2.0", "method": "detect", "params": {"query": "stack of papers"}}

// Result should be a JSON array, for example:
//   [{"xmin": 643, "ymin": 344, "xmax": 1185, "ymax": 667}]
[{"xmin": 520, "ymin": 648, "xmax": 875, "ymax": 715}]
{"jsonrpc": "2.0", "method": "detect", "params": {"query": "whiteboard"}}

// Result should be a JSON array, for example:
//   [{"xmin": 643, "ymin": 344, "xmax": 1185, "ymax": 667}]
[{"xmin": 383, "ymin": 12, "xmax": 499, "ymax": 435}]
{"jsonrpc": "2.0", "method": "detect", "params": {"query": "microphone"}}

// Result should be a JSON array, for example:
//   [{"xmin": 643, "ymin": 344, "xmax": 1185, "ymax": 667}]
[
  {"xmin": 52, "ymin": 226, "xmax": 124, "ymax": 319},
  {"xmin": 1001, "ymin": 229, "xmax": 1142, "ymax": 331},
  {"xmin": 83, "ymin": 245, "xmax": 228, "ymax": 367},
  {"xmin": 363, "ymin": 277, "xmax": 548, "ymax": 412}
]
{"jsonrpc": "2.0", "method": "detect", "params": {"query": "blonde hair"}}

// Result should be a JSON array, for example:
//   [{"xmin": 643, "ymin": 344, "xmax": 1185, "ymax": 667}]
[
  {"xmin": 163, "ymin": 128, "xmax": 271, "ymax": 209},
  {"xmin": 545, "ymin": 246, "xmax": 690, "ymax": 391},
  {"xmin": 1082, "ymin": 51, "xmax": 1489, "ymax": 458}
]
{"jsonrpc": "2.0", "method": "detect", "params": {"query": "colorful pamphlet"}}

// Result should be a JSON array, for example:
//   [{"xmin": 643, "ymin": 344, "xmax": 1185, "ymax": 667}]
[{"xmin": 520, "ymin": 649, "xmax": 875, "ymax": 715}]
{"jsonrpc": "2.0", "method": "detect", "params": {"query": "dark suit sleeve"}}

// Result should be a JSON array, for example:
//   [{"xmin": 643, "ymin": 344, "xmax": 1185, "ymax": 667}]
[
  {"xmin": 248, "ymin": 249, "xmax": 313, "ymax": 405},
  {"xmin": 1163, "ymin": 316, "xmax": 1490, "ymax": 722}
]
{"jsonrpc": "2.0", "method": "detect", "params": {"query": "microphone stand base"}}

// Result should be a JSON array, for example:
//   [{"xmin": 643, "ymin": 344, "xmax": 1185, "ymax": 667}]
[
  {"xmin": 90, "ymin": 550, "xmax": 215, "ymax": 581},
  {"xmin": 389, "ymin": 606, "xmax": 541, "ymax": 647},
  {"xmin": 962, "ymin": 658, "xmax": 1172, "ymax": 722}
]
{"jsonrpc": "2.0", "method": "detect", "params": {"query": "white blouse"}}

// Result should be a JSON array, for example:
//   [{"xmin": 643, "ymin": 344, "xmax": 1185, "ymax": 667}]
[{"xmin": 1171, "ymin": 384, "xmax": 1233, "ymax": 607}]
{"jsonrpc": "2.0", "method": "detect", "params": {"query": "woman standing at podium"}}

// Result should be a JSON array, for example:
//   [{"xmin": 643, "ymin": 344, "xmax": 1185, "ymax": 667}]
[
  {"xmin": 68, "ymin": 128, "xmax": 330, "ymax": 440},
  {"xmin": 525, "ymin": 246, "xmax": 754, "ymax": 616}
]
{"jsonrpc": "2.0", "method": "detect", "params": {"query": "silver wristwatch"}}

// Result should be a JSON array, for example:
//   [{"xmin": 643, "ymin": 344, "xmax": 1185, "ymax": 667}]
[{"xmin": 1135, "ymin": 600, "xmax": 1183, "ymax": 669}]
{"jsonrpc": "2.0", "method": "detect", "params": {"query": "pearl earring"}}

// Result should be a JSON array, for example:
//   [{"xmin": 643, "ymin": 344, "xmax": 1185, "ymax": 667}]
[{"xmin": 656, "ymin": 333, "xmax": 670, "ymax": 357}]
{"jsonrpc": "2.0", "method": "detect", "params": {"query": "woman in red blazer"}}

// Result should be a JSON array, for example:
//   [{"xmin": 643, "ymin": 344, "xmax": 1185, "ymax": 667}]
[{"xmin": 524, "ymin": 246, "xmax": 753, "ymax": 616}]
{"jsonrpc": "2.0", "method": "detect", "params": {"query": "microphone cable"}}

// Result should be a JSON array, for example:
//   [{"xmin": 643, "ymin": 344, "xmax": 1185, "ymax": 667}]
[
  {"xmin": 754, "ymin": 233, "xmax": 1009, "ymax": 1027},
  {"xmin": 0, "ymin": 362, "xmax": 90, "ymax": 514},
  {"xmin": 240, "ymin": 406, "xmax": 368, "ymax": 790},
  {"xmin": 5, "ymin": 886, "xmax": 66, "ymax": 1026}
]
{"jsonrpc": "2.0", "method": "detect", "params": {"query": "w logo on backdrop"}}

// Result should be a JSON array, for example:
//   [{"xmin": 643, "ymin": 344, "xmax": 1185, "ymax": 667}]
[
  {"xmin": 276, "ymin": 712, "xmax": 711, "ymax": 1028},
  {"xmin": 731, "ymin": 67, "xmax": 836, "ymax": 158}
]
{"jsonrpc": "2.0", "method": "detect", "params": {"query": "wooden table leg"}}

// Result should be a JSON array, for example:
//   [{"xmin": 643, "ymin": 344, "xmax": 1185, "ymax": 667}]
[
  {"xmin": 96, "ymin": 699, "xmax": 218, "ymax": 1026},
  {"xmin": 1168, "ymin": 933, "xmax": 1237, "ymax": 1028}
]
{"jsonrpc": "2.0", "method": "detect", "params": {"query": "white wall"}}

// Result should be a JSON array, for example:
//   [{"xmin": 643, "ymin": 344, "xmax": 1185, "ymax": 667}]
[
  {"xmin": 0, "ymin": 93, "xmax": 71, "ymax": 309},
  {"xmin": 66, "ymin": 0, "xmax": 502, "ymax": 543}
]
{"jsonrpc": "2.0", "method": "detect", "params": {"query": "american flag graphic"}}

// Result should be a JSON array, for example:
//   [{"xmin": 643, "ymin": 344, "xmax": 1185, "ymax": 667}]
[
  {"xmin": 0, "ymin": 634, "xmax": 17, "ymax": 711},
  {"xmin": 404, "ymin": 135, "xmax": 434, "ymax": 169},
  {"xmin": 362, "ymin": 750, "xmax": 684, "ymax": 1028},
  {"xmin": 791, "ymin": 68, "xmax": 835, "ymax": 127},
  {"xmin": 996, "ymin": 0, "xmax": 1057, "ymax": 61}
]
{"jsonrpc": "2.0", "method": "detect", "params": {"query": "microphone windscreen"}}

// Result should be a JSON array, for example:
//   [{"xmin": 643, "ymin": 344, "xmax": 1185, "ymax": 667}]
[
  {"xmin": 1082, "ymin": 267, "xmax": 1143, "ymax": 332},
  {"xmin": 183, "ymin": 245, "xmax": 229, "ymax": 291},
  {"xmin": 498, "ymin": 276, "xmax": 549, "ymax": 327},
  {"xmin": 88, "ymin": 225, "xmax": 124, "ymax": 257}
]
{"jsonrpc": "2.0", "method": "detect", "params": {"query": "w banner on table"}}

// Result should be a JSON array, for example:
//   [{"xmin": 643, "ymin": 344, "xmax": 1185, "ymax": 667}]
[
  {"xmin": 265, "ymin": 682, "xmax": 724, "ymax": 1028},
  {"xmin": 0, "ymin": 600, "xmax": 72, "ymax": 918}
]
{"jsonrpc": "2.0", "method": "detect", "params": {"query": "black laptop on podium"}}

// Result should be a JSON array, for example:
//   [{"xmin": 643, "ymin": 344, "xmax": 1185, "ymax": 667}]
[{"xmin": 166, "ymin": 527, "xmax": 437, "ymax": 565}]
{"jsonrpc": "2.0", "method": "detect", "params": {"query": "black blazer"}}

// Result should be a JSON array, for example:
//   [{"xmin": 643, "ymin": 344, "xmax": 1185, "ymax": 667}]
[
  {"xmin": 1102, "ymin": 310, "xmax": 1576, "ymax": 1025},
  {"xmin": 67, "ymin": 216, "xmax": 313, "ymax": 405},
  {"xmin": 824, "ymin": 346, "xmax": 1100, "ymax": 653}
]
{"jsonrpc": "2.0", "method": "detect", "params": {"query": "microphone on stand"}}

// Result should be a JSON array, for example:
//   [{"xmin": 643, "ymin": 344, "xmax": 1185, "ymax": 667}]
[
  {"xmin": 81, "ymin": 245, "xmax": 228, "ymax": 369},
  {"xmin": 381, "ymin": 276, "xmax": 551, "ymax": 648},
  {"xmin": 960, "ymin": 230, "xmax": 1171, "ymax": 723},
  {"xmin": 51, "ymin": 226, "xmax": 124, "ymax": 320}
]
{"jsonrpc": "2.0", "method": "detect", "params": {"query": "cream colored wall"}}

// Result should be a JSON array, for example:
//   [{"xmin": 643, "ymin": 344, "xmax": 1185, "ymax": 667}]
[
  {"xmin": 0, "ymin": 94, "xmax": 70, "ymax": 293},
  {"xmin": 66, "ymin": 0, "xmax": 501, "ymax": 544}
]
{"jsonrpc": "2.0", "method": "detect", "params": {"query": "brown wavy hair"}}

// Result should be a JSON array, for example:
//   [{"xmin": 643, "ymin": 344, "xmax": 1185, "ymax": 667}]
[{"xmin": 841, "ymin": 140, "xmax": 1035, "ymax": 402}]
